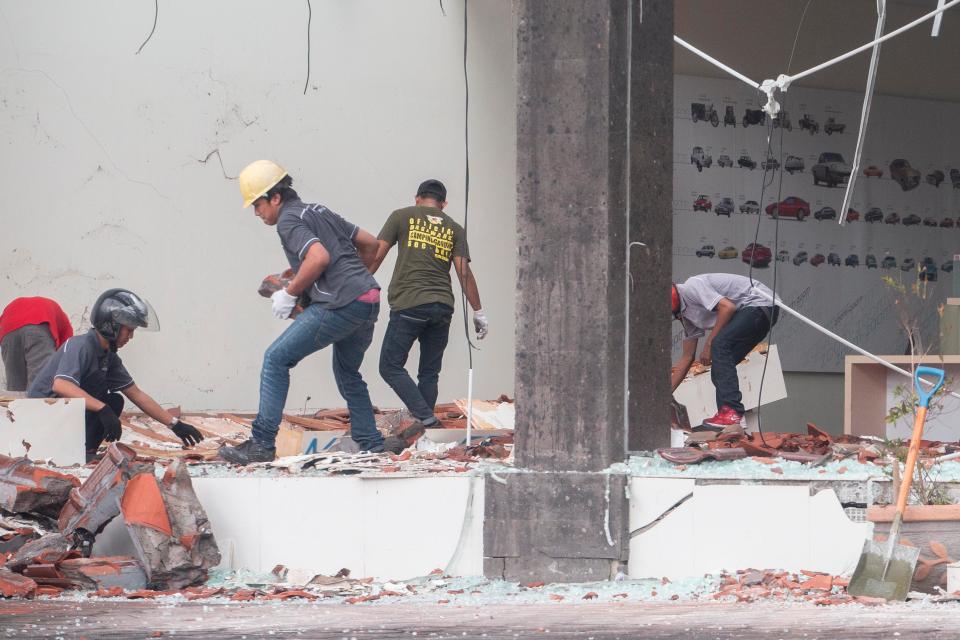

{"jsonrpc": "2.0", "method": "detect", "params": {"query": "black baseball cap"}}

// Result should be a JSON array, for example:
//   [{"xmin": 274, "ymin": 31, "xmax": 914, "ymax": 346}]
[{"xmin": 416, "ymin": 179, "xmax": 447, "ymax": 201}]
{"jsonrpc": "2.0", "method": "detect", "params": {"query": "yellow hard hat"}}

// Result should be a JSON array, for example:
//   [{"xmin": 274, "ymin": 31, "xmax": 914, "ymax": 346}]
[{"xmin": 238, "ymin": 160, "xmax": 288, "ymax": 208}]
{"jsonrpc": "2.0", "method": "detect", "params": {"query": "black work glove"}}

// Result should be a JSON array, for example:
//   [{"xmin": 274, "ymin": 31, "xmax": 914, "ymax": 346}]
[
  {"xmin": 97, "ymin": 405, "xmax": 123, "ymax": 442},
  {"xmin": 171, "ymin": 419, "xmax": 204, "ymax": 447}
]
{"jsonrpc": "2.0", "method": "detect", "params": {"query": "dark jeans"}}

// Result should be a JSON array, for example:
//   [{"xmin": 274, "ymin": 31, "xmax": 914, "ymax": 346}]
[
  {"xmin": 710, "ymin": 306, "xmax": 779, "ymax": 414},
  {"xmin": 251, "ymin": 299, "xmax": 382, "ymax": 451},
  {"xmin": 379, "ymin": 303, "xmax": 454, "ymax": 422},
  {"xmin": 85, "ymin": 393, "xmax": 124, "ymax": 453}
]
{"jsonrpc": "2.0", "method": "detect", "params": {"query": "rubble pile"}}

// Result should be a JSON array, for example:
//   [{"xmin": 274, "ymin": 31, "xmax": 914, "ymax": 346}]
[
  {"xmin": 660, "ymin": 422, "xmax": 956, "ymax": 468},
  {"xmin": 0, "ymin": 444, "xmax": 219, "ymax": 599}
]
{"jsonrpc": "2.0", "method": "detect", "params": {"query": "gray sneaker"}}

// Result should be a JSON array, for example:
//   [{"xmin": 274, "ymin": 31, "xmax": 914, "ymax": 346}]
[{"xmin": 219, "ymin": 438, "xmax": 276, "ymax": 465}]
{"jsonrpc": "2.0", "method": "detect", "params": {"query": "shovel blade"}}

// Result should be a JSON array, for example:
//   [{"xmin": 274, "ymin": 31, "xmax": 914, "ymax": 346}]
[{"xmin": 847, "ymin": 538, "xmax": 920, "ymax": 601}]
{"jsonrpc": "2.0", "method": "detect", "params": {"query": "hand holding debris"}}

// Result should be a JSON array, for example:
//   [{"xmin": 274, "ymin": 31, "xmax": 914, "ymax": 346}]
[
  {"xmin": 699, "ymin": 342, "xmax": 712, "ymax": 366},
  {"xmin": 171, "ymin": 419, "xmax": 204, "ymax": 447},
  {"xmin": 271, "ymin": 288, "xmax": 298, "ymax": 319},
  {"xmin": 473, "ymin": 310, "xmax": 489, "ymax": 340},
  {"xmin": 97, "ymin": 405, "xmax": 123, "ymax": 442}
]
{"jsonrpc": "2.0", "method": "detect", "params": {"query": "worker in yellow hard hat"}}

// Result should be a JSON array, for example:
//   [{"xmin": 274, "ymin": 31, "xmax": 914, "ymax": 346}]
[{"xmin": 220, "ymin": 161, "xmax": 420, "ymax": 464}]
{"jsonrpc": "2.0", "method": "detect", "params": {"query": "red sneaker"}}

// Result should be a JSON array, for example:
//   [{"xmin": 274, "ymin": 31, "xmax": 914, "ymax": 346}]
[{"xmin": 702, "ymin": 407, "xmax": 744, "ymax": 429}]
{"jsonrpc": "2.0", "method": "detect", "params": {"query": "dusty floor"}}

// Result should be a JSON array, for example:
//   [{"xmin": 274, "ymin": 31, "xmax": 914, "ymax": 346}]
[{"xmin": 2, "ymin": 600, "xmax": 960, "ymax": 639}]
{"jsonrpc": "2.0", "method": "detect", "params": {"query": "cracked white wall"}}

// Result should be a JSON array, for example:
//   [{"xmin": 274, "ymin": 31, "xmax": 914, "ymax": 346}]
[{"xmin": 0, "ymin": 0, "xmax": 517, "ymax": 411}]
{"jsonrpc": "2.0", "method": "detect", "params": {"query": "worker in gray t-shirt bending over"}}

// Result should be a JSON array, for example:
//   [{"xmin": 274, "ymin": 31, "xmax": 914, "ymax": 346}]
[
  {"xmin": 219, "ymin": 160, "xmax": 419, "ymax": 465},
  {"xmin": 670, "ymin": 274, "xmax": 779, "ymax": 432}
]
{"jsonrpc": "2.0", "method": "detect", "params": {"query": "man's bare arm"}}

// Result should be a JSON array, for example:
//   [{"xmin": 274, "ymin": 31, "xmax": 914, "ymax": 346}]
[
  {"xmin": 452, "ymin": 256, "xmax": 482, "ymax": 311},
  {"xmin": 52, "ymin": 378, "xmax": 106, "ymax": 412},
  {"xmin": 671, "ymin": 338, "xmax": 699, "ymax": 392}
]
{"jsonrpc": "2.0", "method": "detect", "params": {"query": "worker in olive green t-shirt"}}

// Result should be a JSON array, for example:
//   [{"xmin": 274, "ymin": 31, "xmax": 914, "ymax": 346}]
[{"xmin": 370, "ymin": 179, "xmax": 487, "ymax": 428}]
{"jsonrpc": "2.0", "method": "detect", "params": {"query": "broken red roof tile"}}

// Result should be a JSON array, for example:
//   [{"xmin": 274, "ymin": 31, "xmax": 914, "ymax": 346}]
[
  {"xmin": 59, "ymin": 443, "xmax": 144, "ymax": 537},
  {"xmin": 87, "ymin": 587, "xmax": 125, "ymax": 598},
  {"xmin": 0, "ymin": 455, "xmax": 80, "ymax": 518},
  {"xmin": 120, "ymin": 473, "xmax": 172, "ymax": 537},
  {"xmin": 0, "ymin": 568, "xmax": 37, "ymax": 598},
  {"xmin": 582, "ymin": 592, "xmax": 598, "ymax": 600},
  {"xmin": 263, "ymin": 589, "xmax": 318, "ymax": 601}
]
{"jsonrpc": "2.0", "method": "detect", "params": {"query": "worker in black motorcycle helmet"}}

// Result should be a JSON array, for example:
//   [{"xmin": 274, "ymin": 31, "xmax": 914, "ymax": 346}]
[{"xmin": 28, "ymin": 289, "xmax": 204, "ymax": 461}]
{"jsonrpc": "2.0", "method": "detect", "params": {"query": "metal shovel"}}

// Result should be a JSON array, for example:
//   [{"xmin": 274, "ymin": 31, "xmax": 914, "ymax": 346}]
[{"xmin": 848, "ymin": 365, "xmax": 945, "ymax": 601}]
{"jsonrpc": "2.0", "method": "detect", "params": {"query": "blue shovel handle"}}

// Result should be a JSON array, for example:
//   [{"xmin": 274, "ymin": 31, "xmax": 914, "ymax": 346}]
[{"xmin": 915, "ymin": 366, "xmax": 946, "ymax": 409}]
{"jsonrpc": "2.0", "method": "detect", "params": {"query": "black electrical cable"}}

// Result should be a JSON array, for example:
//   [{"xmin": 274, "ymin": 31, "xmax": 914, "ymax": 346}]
[
  {"xmin": 750, "ymin": 0, "xmax": 813, "ymax": 444},
  {"xmin": 303, "ymin": 0, "xmax": 313, "ymax": 95},
  {"xmin": 134, "ymin": 0, "xmax": 159, "ymax": 55},
  {"xmin": 459, "ymin": 0, "xmax": 477, "ymax": 363}
]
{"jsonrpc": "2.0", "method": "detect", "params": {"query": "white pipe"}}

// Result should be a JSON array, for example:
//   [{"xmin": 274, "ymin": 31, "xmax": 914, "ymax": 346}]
[
  {"xmin": 466, "ymin": 367, "xmax": 474, "ymax": 446},
  {"xmin": 753, "ymin": 288, "xmax": 960, "ymax": 401},
  {"xmin": 932, "ymin": 0, "xmax": 947, "ymax": 36},
  {"xmin": 783, "ymin": 0, "xmax": 960, "ymax": 85},
  {"xmin": 839, "ymin": 0, "xmax": 886, "ymax": 226},
  {"xmin": 673, "ymin": 35, "xmax": 760, "ymax": 89}
]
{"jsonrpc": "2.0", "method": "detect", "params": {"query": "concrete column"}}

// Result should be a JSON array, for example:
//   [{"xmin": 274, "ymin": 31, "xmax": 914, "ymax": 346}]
[{"xmin": 484, "ymin": 0, "xmax": 672, "ymax": 582}]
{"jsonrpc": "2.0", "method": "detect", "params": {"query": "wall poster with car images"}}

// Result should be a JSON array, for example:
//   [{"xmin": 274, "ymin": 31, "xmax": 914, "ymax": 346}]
[{"xmin": 675, "ymin": 75, "xmax": 956, "ymax": 372}]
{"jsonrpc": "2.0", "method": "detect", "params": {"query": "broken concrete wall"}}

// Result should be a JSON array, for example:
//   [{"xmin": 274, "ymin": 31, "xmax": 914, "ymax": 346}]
[{"xmin": 123, "ymin": 460, "xmax": 220, "ymax": 590}]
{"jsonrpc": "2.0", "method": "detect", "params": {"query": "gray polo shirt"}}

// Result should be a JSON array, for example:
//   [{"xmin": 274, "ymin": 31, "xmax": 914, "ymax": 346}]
[
  {"xmin": 676, "ymin": 274, "xmax": 776, "ymax": 340},
  {"xmin": 276, "ymin": 198, "xmax": 379, "ymax": 309},
  {"xmin": 27, "ymin": 329, "xmax": 134, "ymax": 401}
]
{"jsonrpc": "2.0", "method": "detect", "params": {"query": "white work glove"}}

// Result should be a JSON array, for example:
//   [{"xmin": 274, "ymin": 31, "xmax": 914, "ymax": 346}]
[
  {"xmin": 271, "ymin": 289, "xmax": 298, "ymax": 320},
  {"xmin": 473, "ymin": 309, "xmax": 489, "ymax": 340}
]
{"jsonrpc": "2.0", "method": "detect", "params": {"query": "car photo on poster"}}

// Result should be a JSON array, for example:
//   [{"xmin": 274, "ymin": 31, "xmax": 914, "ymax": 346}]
[
  {"xmin": 824, "ymin": 118, "xmax": 845, "ymax": 135},
  {"xmin": 691, "ymin": 102, "xmax": 719, "ymax": 127},
  {"xmin": 881, "ymin": 256, "xmax": 898, "ymax": 269},
  {"xmin": 941, "ymin": 218, "xmax": 955, "ymax": 228},
  {"xmin": 890, "ymin": 158, "xmax": 921, "ymax": 191},
  {"xmin": 738, "ymin": 154, "xmax": 757, "ymax": 170},
  {"xmin": 866, "ymin": 254, "xmax": 877, "ymax": 269},
  {"xmin": 923, "ymin": 217, "xmax": 938, "ymax": 227},
  {"xmin": 902, "ymin": 214, "xmax": 921, "ymax": 226},
  {"xmin": 814, "ymin": 206, "xmax": 837, "ymax": 221},
  {"xmin": 845, "ymin": 254, "xmax": 859, "ymax": 267},
  {"xmin": 739, "ymin": 200, "xmax": 760, "ymax": 215},
  {"xmin": 901, "ymin": 257, "xmax": 916, "ymax": 271},
  {"xmin": 943, "ymin": 260, "xmax": 955, "ymax": 273},
  {"xmin": 920, "ymin": 257, "xmax": 938, "ymax": 281},
  {"xmin": 885, "ymin": 212, "xmax": 900, "ymax": 225},
  {"xmin": 693, "ymin": 195, "xmax": 712, "ymax": 212},
  {"xmin": 793, "ymin": 250, "xmax": 809, "ymax": 266},
  {"xmin": 765, "ymin": 197, "xmax": 810, "ymax": 220},
  {"xmin": 926, "ymin": 170, "xmax": 945, "ymax": 188},
  {"xmin": 799, "ymin": 113, "xmax": 819, "ymax": 135},
  {"xmin": 785, "ymin": 155, "xmax": 805, "ymax": 174},
  {"xmin": 864, "ymin": 166, "xmax": 883, "ymax": 178},
  {"xmin": 717, "ymin": 154, "xmax": 734, "ymax": 168},
  {"xmin": 777, "ymin": 249, "xmax": 790, "ymax": 262},
  {"xmin": 761, "ymin": 157, "xmax": 780, "ymax": 172},
  {"xmin": 846, "ymin": 208, "xmax": 860, "ymax": 222},
  {"xmin": 696, "ymin": 244, "xmax": 716, "ymax": 258},
  {"xmin": 718, "ymin": 246, "xmax": 738, "ymax": 259},
  {"xmin": 865, "ymin": 207, "xmax": 883, "ymax": 223},
  {"xmin": 810, "ymin": 253, "xmax": 826, "ymax": 267},
  {"xmin": 691, "ymin": 146, "xmax": 712, "ymax": 171},
  {"xmin": 715, "ymin": 197, "xmax": 735, "ymax": 216},
  {"xmin": 812, "ymin": 152, "xmax": 851, "ymax": 187},
  {"xmin": 952, "ymin": 168, "xmax": 960, "ymax": 189},
  {"xmin": 741, "ymin": 243, "xmax": 772, "ymax": 268},
  {"xmin": 827, "ymin": 253, "xmax": 841, "ymax": 266}
]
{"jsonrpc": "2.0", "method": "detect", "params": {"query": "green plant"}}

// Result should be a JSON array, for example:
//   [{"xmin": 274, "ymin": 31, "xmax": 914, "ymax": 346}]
[{"xmin": 879, "ymin": 438, "xmax": 953, "ymax": 506}]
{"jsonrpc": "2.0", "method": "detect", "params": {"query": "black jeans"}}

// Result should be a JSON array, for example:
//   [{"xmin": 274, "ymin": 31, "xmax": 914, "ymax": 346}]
[
  {"xmin": 84, "ymin": 393, "xmax": 124, "ymax": 453},
  {"xmin": 379, "ymin": 303, "xmax": 454, "ymax": 422},
  {"xmin": 710, "ymin": 306, "xmax": 778, "ymax": 414}
]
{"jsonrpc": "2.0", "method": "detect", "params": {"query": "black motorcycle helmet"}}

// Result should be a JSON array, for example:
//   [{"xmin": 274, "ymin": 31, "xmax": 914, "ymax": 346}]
[{"xmin": 91, "ymin": 289, "xmax": 159, "ymax": 351}]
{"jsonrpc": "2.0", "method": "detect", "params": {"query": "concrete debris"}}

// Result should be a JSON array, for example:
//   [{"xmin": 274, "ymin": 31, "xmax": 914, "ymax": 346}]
[
  {"xmin": 663, "ymin": 422, "xmax": 960, "ymax": 468},
  {"xmin": 59, "ymin": 556, "xmax": 147, "ymax": 591},
  {"xmin": 0, "ymin": 567, "xmax": 36, "ymax": 598},
  {"xmin": 123, "ymin": 459, "xmax": 220, "ymax": 590},
  {"xmin": 59, "ymin": 443, "xmax": 147, "ymax": 539},
  {"xmin": 0, "ymin": 454, "xmax": 80, "ymax": 517},
  {"xmin": 4, "ymin": 532, "xmax": 71, "ymax": 573}
]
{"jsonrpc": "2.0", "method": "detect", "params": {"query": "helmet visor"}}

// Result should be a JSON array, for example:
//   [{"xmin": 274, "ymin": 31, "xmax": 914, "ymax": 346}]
[{"xmin": 104, "ymin": 292, "xmax": 160, "ymax": 332}]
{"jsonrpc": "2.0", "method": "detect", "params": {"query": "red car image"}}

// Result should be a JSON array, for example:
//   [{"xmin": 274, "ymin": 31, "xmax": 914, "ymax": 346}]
[
  {"xmin": 846, "ymin": 208, "xmax": 860, "ymax": 222},
  {"xmin": 765, "ymin": 197, "xmax": 810, "ymax": 220},
  {"xmin": 741, "ymin": 243, "xmax": 772, "ymax": 268},
  {"xmin": 941, "ymin": 218, "xmax": 955, "ymax": 228},
  {"xmin": 810, "ymin": 253, "xmax": 826, "ymax": 267},
  {"xmin": 693, "ymin": 195, "xmax": 712, "ymax": 212},
  {"xmin": 864, "ymin": 166, "xmax": 883, "ymax": 178}
]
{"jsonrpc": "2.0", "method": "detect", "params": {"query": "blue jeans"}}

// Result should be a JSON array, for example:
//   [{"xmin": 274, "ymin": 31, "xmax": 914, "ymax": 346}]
[
  {"xmin": 710, "ymin": 306, "xmax": 778, "ymax": 414},
  {"xmin": 379, "ymin": 303, "xmax": 453, "ymax": 422},
  {"xmin": 251, "ymin": 300, "xmax": 382, "ymax": 450}
]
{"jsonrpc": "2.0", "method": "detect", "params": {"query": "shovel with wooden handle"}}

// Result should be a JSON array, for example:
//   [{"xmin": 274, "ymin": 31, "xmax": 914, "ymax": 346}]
[{"xmin": 848, "ymin": 365, "xmax": 945, "ymax": 601}]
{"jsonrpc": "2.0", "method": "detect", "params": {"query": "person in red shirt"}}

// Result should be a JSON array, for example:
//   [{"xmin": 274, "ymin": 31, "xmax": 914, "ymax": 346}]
[{"xmin": 0, "ymin": 297, "xmax": 74, "ymax": 391}]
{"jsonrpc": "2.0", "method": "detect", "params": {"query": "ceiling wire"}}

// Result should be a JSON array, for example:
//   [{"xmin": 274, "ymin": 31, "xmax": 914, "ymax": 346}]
[
  {"xmin": 303, "ymin": 0, "xmax": 313, "ymax": 95},
  {"xmin": 134, "ymin": 0, "xmax": 158, "ymax": 55}
]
